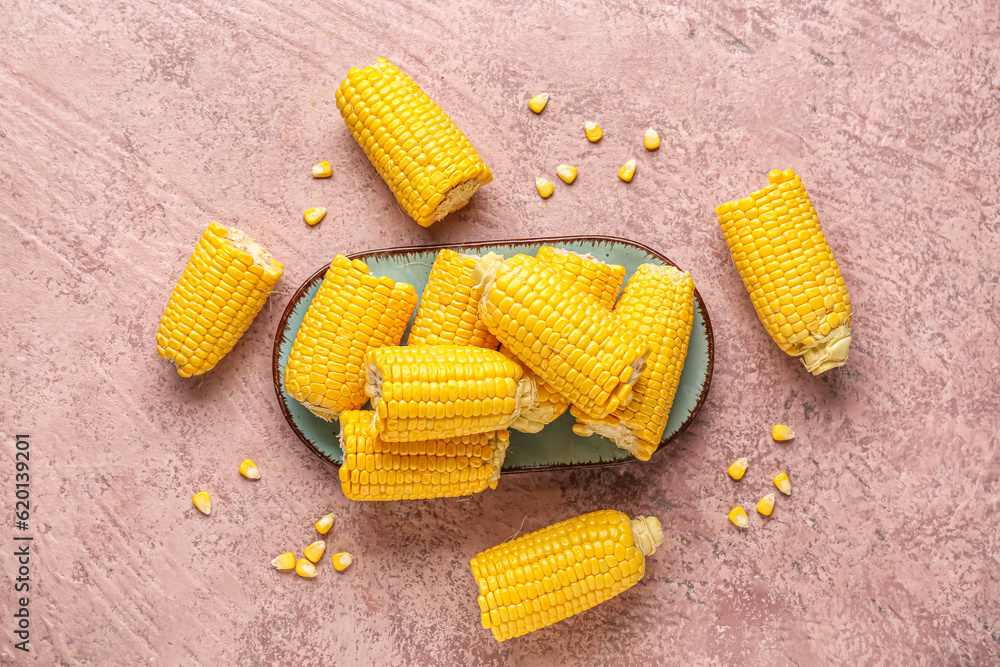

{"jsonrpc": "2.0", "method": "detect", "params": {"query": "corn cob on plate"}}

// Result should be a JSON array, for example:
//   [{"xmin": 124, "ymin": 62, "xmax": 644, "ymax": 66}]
[{"xmin": 273, "ymin": 237, "xmax": 713, "ymax": 474}]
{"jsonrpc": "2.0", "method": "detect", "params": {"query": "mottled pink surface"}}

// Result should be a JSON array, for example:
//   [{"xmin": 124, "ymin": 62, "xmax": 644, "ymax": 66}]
[{"xmin": 1, "ymin": 0, "xmax": 999, "ymax": 664}]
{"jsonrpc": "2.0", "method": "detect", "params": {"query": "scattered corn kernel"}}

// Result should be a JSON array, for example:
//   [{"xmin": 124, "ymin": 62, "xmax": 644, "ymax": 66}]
[
  {"xmin": 271, "ymin": 552, "xmax": 296, "ymax": 570},
  {"xmin": 295, "ymin": 558, "xmax": 318, "ymax": 578},
  {"xmin": 584, "ymin": 121, "xmax": 603, "ymax": 142},
  {"xmin": 774, "ymin": 472, "xmax": 792, "ymax": 495},
  {"xmin": 728, "ymin": 506, "xmax": 749, "ymax": 528},
  {"xmin": 556, "ymin": 164, "xmax": 578, "ymax": 184},
  {"xmin": 304, "ymin": 540, "xmax": 326, "ymax": 563},
  {"xmin": 528, "ymin": 92, "xmax": 549, "ymax": 113},
  {"xmin": 757, "ymin": 493, "xmax": 776, "ymax": 516},
  {"xmin": 727, "ymin": 457, "xmax": 748, "ymax": 480},
  {"xmin": 332, "ymin": 552, "xmax": 354, "ymax": 571},
  {"xmin": 536, "ymin": 177, "xmax": 554, "ymax": 198},
  {"xmin": 192, "ymin": 491, "xmax": 211, "ymax": 515},
  {"xmin": 644, "ymin": 127, "xmax": 660, "ymax": 150},
  {"xmin": 311, "ymin": 160, "xmax": 332, "ymax": 178},
  {"xmin": 772, "ymin": 424, "xmax": 795, "ymax": 441},
  {"xmin": 618, "ymin": 159, "xmax": 636, "ymax": 182},
  {"xmin": 238, "ymin": 459, "xmax": 260, "ymax": 480},
  {"xmin": 304, "ymin": 207, "xmax": 326, "ymax": 226},
  {"xmin": 315, "ymin": 513, "xmax": 335, "ymax": 534}
]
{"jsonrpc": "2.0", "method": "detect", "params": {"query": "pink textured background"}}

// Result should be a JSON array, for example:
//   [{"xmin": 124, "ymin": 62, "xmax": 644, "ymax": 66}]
[{"xmin": 1, "ymin": 0, "xmax": 999, "ymax": 664}]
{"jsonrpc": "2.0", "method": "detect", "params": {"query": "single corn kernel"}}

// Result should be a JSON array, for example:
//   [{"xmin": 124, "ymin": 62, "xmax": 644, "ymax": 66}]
[
  {"xmin": 304, "ymin": 207, "xmax": 326, "ymax": 226},
  {"xmin": 772, "ymin": 424, "xmax": 795, "ymax": 441},
  {"xmin": 528, "ymin": 92, "xmax": 549, "ymax": 113},
  {"xmin": 238, "ymin": 459, "xmax": 260, "ymax": 480},
  {"xmin": 271, "ymin": 552, "xmax": 296, "ymax": 570},
  {"xmin": 774, "ymin": 472, "xmax": 792, "ymax": 495},
  {"xmin": 644, "ymin": 127, "xmax": 660, "ymax": 150},
  {"xmin": 312, "ymin": 160, "xmax": 332, "ymax": 178},
  {"xmin": 536, "ymin": 177, "xmax": 554, "ymax": 198},
  {"xmin": 192, "ymin": 491, "xmax": 211, "ymax": 515},
  {"xmin": 757, "ymin": 493, "xmax": 776, "ymax": 516},
  {"xmin": 295, "ymin": 558, "xmax": 318, "ymax": 578},
  {"xmin": 584, "ymin": 121, "xmax": 603, "ymax": 142},
  {"xmin": 556, "ymin": 164, "xmax": 578, "ymax": 184},
  {"xmin": 315, "ymin": 513, "xmax": 335, "ymax": 534},
  {"xmin": 332, "ymin": 552, "xmax": 354, "ymax": 571},
  {"xmin": 304, "ymin": 540, "xmax": 326, "ymax": 563},
  {"xmin": 728, "ymin": 457, "xmax": 748, "ymax": 480},
  {"xmin": 572, "ymin": 424, "xmax": 594, "ymax": 437},
  {"xmin": 728, "ymin": 506, "xmax": 749, "ymax": 528},
  {"xmin": 619, "ymin": 159, "xmax": 636, "ymax": 182}
]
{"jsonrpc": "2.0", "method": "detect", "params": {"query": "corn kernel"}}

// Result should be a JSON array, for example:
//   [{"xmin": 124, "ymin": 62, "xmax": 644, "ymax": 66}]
[
  {"xmin": 304, "ymin": 207, "xmax": 326, "ymax": 226},
  {"xmin": 757, "ymin": 493, "xmax": 776, "ymax": 516},
  {"xmin": 584, "ymin": 121, "xmax": 603, "ymax": 142},
  {"xmin": 644, "ymin": 127, "xmax": 660, "ymax": 150},
  {"xmin": 304, "ymin": 540, "xmax": 326, "ymax": 563},
  {"xmin": 192, "ymin": 491, "xmax": 211, "ymax": 515},
  {"xmin": 618, "ymin": 159, "xmax": 636, "ymax": 182},
  {"xmin": 312, "ymin": 160, "xmax": 333, "ymax": 178},
  {"xmin": 295, "ymin": 558, "xmax": 318, "ymax": 578},
  {"xmin": 238, "ymin": 459, "xmax": 260, "ymax": 480},
  {"xmin": 727, "ymin": 457, "xmax": 748, "ymax": 480},
  {"xmin": 774, "ymin": 472, "xmax": 792, "ymax": 495},
  {"xmin": 728, "ymin": 506, "xmax": 749, "ymax": 528},
  {"xmin": 572, "ymin": 424, "xmax": 594, "ymax": 437},
  {"xmin": 772, "ymin": 424, "xmax": 795, "ymax": 441},
  {"xmin": 536, "ymin": 177, "xmax": 554, "ymax": 198},
  {"xmin": 315, "ymin": 513, "xmax": 335, "ymax": 534},
  {"xmin": 272, "ymin": 552, "xmax": 296, "ymax": 570},
  {"xmin": 556, "ymin": 164, "xmax": 578, "ymax": 184},
  {"xmin": 528, "ymin": 92, "xmax": 549, "ymax": 113},
  {"xmin": 332, "ymin": 552, "xmax": 354, "ymax": 571}
]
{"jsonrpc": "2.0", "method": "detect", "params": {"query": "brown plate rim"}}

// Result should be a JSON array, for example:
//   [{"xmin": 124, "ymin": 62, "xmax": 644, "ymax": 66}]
[{"xmin": 271, "ymin": 235, "xmax": 715, "ymax": 474}]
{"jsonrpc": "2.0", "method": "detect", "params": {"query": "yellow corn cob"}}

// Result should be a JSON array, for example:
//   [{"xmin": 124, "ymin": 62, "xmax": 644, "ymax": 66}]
[
  {"xmin": 335, "ymin": 58, "xmax": 493, "ymax": 228},
  {"xmin": 473, "ymin": 254, "xmax": 649, "ymax": 420},
  {"xmin": 364, "ymin": 346, "xmax": 536, "ymax": 441},
  {"xmin": 717, "ymin": 169, "xmax": 852, "ymax": 374},
  {"xmin": 471, "ymin": 509, "xmax": 663, "ymax": 642},
  {"xmin": 406, "ymin": 249, "xmax": 499, "ymax": 349},
  {"xmin": 573, "ymin": 264, "xmax": 695, "ymax": 460},
  {"xmin": 338, "ymin": 410, "xmax": 509, "ymax": 499},
  {"xmin": 284, "ymin": 255, "xmax": 418, "ymax": 421},
  {"xmin": 156, "ymin": 222, "xmax": 283, "ymax": 378}
]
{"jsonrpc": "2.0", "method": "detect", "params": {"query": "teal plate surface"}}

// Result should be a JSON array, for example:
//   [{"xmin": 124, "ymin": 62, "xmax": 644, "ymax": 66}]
[{"xmin": 272, "ymin": 236, "xmax": 714, "ymax": 473}]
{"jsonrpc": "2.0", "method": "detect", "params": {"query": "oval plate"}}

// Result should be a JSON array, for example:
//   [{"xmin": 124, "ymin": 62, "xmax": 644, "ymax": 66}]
[{"xmin": 272, "ymin": 236, "xmax": 714, "ymax": 473}]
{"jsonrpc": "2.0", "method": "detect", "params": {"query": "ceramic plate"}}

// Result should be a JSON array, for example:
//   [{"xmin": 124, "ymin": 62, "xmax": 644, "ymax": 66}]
[{"xmin": 272, "ymin": 237, "xmax": 714, "ymax": 473}]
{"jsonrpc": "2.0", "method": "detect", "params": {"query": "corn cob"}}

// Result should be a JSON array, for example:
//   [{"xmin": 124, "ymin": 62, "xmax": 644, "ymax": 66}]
[
  {"xmin": 156, "ymin": 222, "xmax": 283, "ymax": 377},
  {"xmin": 717, "ymin": 169, "xmax": 852, "ymax": 374},
  {"xmin": 473, "ymin": 254, "xmax": 648, "ymax": 420},
  {"xmin": 338, "ymin": 410, "xmax": 509, "ymax": 500},
  {"xmin": 506, "ymin": 248, "xmax": 627, "ymax": 432},
  {"xmin": 335, "ymin": 58, "xmax": 493, "ymax": 228},
  {"xmin": 284, "ymin": 256, "xmax": 418, "ymax": 421},
  {"xmin": 573, "ymin": 264, "xmax": 695, "ymax": 460},
  {"xmin": 471, "ymin": 509, "xmax": 663, "ymax": 642},
  {"xmin": 406, "ymin": 249, "xmax": 499, "ymax": 349},
  {"xmin": 364, "ymin": 345, "xmax": 537, "ymax": 441}
]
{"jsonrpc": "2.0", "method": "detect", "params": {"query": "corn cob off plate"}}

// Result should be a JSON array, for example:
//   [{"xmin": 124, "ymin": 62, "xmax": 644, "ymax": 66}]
[{"xmin": 272, "ymin": 237, "xmax": 714, "ymax": 472}]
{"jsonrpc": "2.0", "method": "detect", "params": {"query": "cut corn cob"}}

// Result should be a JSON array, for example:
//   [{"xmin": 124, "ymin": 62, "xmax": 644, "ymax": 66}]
[
  {"xmin": 335, "ymin": 58, "xmax": 493, "ymax": 228},
  {"xmin": 508, "ymin": 247, "xmax": 627, "ymax": 432},
  {"xmin": 528, "ymin": 93, "xmax": 549, "ymax": 114},
  {"xmin": 473, "ymin": 254, "xmax": 648, "ymax": 420},
  {"xmin": 156, "ymin": 222, "xmax": 283, "ymax": 378},
  {"xmin": 717, "ymin": 169, "xmax": 852, "ymax": 374},
  {"xmin": 406, "ymin": 249, "xmax": 499, "ymax": 349},
  {"xmin": 338, "ymin": 410, "xmax": 509, "ymax": 499},
  {"xmin": 364, "ymin": 346, "xmax": 536, "ymax": 441},
  {"xmin": 471, "ymin": 509, "xmax": 663, "ymax": 642},
  {"xmin": 284, "ymin": 256, "xmax": 418, "ymax": 421},
  {"xmin": 573, "ymin": 264, "xmax": 695, "ymax": 460}
]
